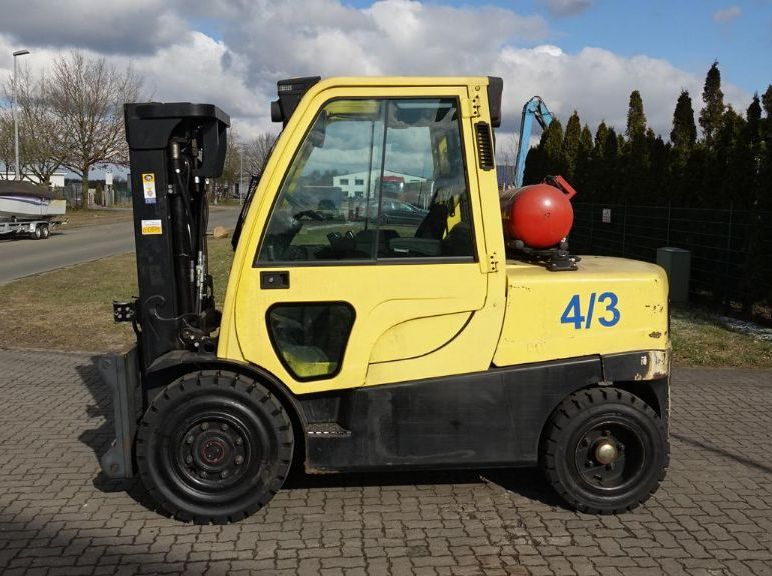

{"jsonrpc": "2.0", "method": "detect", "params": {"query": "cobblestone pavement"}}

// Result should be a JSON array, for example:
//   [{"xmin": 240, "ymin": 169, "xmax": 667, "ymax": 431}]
[{"xmin": 1, "ymin": 349, "xmax": 771, "ymax": 576}]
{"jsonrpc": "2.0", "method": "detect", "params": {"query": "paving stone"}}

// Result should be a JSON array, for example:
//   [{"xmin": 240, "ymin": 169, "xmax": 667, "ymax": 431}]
[{"xmin": 1, "ymin": 351, "xmax": 771, "ymax": 575}]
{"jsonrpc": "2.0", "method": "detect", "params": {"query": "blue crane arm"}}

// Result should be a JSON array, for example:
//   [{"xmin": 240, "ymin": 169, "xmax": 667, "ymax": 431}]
[{"xmin": 514, "ymin": 96, "xmax": 554, "ymax": 188}]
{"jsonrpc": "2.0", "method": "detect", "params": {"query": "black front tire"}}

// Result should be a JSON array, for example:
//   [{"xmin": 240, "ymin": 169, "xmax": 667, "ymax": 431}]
[
  {"xmin": 136, "ymin": 370, "xmax": 294, "ymax": 523},
  {"xmin": 541, "ymin": 386, "xmax": 668, "ymax": 514}
]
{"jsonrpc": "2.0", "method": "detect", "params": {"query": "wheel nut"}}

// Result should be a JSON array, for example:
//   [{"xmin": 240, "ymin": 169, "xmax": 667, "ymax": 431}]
[
  {"xmin": 186, "ymin": 435, "xmax": 194, "ymax": 444},
  {"xmin": 235, "ymin": 455, "xmax": 243, "ymax": 465},
  {"xmin": 185, "ymin": 455, "xmax": 193, "ymax": 464},
  {"xmin": 221, "ymin": 470, "xmax": 229, "ymax": 479},
  {"xmin": 235, "ymin": 438, "xmax": 242, "ymax": 446},
  {"xmin": 221, "ymin": 424, "xmax": 228, "ymax": 431},
  {"xmin": 200, "ymin": 471, "xmax": 208, "ymax": 478},
  {"xmin": 585, "ymin": 460, "xmax": 592, "ymax": 468},
  {"xmin": 201, "ymin": 423, "xmax": 209, "ymax": 430}
]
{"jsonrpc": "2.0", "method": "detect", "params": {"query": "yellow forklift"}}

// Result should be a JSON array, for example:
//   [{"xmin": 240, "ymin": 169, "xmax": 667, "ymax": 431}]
[{"xmin": 102, "ymin": 76, "xmax": 670, "ymax": 523}]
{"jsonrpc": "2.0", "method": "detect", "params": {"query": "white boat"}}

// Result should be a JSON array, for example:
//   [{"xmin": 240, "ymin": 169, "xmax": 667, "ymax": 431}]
[{"xmin": 0, "ymin": 181, "xmax": 66, "ymax": 221}]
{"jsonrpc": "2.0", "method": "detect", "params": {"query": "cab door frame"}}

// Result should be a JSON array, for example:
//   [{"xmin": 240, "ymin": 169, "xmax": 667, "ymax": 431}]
[{"xmin": 219, "ymin": 79, "xmax": 507, "ymax": 396}]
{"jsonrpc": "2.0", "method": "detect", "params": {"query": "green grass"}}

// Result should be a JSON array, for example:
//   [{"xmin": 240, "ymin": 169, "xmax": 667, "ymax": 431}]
[
  {"xmin": 670, "ymin": 305, "xmax": 772, "ymax": 368},
  {"xmin": 1, "ymin": 243, "xmax": 772, "ymax": 368},
  {"xmin": 0, "ymin": 239, "xmax": 234, "ymax": 352}
]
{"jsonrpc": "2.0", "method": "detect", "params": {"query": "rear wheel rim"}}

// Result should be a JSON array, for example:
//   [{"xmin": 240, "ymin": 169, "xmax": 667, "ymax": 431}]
[{"xmin": 572, "ymin": 418, "xmax": 647, "ymax": 493}]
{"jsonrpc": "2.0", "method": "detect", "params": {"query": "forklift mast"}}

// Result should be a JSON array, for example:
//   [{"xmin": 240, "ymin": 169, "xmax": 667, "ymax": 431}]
[{"xmin": 123, "ymin": 103, "xmax": 230, "ymax": 371}]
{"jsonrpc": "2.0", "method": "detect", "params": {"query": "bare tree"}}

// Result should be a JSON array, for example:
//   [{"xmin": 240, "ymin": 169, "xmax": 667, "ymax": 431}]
[
  {"xmin": 0, "ymin": 109, "xmax": 14, "ymax": 178},
  {"xmin": 496, "ymin": 132, "xmax": 519, "ymax": 189},
  {"xmin": 218, "ymin": 128, "xmax": 242, "ymax": 200},
  {"xmin": 4, "ymin": 67, "xmax": 65, "ymax": 186},
  {"xmin": 243, "ymin": 132, "xmax": 277, "ymax": 178},
  {"xmin": 45, "ymin": 51, "xmax": 142, "ymax": 207},
  {"xmin": 216, "ymin": 130, "xmax": 278, "ymax": 201}
]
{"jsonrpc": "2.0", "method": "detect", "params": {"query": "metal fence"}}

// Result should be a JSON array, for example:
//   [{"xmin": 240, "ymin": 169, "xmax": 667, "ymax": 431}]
[{"xmin": 570, "ymin": 202, "xmax": 772, "ymax": 311}]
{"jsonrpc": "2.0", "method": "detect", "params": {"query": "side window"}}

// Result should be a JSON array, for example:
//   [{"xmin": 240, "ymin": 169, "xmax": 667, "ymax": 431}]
[
  {"xmin": 267, "ymin": 303, "xmax": 355, "ymax": 380},
  {"xmin": 380, "ymin": 99, "xmax": 474, "ymax": 258},
  {"xmin": 257, "ymin": 97, "xmax": 474, "ymax": 263}
]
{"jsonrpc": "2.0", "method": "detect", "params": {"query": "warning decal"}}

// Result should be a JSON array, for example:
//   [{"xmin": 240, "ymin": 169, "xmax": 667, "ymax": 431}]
[
  {"xmin": 142, "ymin": 173, "xmax": 157, "ymax": 204},
  {"xmin": 141, "ymin": 219, "xmax": 163, "ymax": 235}
]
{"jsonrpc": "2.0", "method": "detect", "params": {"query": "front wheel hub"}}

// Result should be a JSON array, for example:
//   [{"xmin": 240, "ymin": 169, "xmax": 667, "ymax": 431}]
[
  {"xmin": 176, "ymin": 416, "xmax": 252, "ymax": 489},
  {"xmin": 595, "ymin": 441, "xmax": 618, "ymax": 465}
]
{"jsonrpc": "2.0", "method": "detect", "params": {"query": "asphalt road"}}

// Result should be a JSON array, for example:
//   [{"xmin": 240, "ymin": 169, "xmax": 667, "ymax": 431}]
[{"xmin": 0, "ymin": 207, "xmax": 240, "ymax": 284}]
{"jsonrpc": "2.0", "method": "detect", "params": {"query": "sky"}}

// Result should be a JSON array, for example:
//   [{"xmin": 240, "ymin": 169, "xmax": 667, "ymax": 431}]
[{"xmin": 0, "ymin": 0, "xmax": 770, "ymax": 153}]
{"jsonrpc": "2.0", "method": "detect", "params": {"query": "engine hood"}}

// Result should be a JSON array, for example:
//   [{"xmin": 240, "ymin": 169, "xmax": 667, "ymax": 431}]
[{"xmin": 492, "ymin": 256, "xmax": 669, "ymax": 367}]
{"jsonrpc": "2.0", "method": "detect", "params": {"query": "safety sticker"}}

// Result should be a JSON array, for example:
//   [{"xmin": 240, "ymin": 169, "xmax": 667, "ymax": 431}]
[
  {"xmin": 141, "ymin": 219, "xmax": 163, "ymax": 235},
  {"xmin": 142, "ymin": 173, "xmax": 157, "ymax": 204}
]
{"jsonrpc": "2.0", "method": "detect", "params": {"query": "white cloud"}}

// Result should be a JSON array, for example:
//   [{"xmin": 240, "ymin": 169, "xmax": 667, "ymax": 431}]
[
  {"xmin": 493, "ymin": 45, "xmax": 747, "ymax": 138},
  {"xmin": 713, "ymin": 5, "xmax": 741, "ymax": 23},
  {"xmin": 538, "ymin": 0, "xmax": 593, "ymax": 18},
  {"xmin": 0, "ymin": 0, "xmax": 190, "ymax": 54},
  {"xmin": 0, "ymin": 0, "xmax": 751, "ymax": 144}
]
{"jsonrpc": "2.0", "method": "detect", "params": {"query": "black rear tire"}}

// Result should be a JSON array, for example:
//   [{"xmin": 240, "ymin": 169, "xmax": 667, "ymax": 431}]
[
  {"xmin": 136, "ymin": 370, "xmax": 294, "ymax": 523},
  {"xmin": 541, "ymin": 386, "xmax": 668, "ymax": 514}
]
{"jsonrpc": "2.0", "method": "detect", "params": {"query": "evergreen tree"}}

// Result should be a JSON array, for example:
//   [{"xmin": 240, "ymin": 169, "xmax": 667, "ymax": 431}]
[
  {"xmin": 699, "ymin": 61, "xmax": 725, "ymax": 148},
  {"xmin": 586, "ymin": 122, "xmax": 609, "ymax": 203},
  {"xmin": 626, "ymin": 90, "xmax": 647, "ymax": 139},
  {"xmin": 562, "ymin": 111, "xmax": 582, "ymax": 181},
  {"xmin": 648, "ymin": 133, "xmax": 671, "ymax": 205},
  {"xmin": 669, "ymin": 91, "xmax": 697, "ymax": 204},
  {"xmin": 594, "ymin": 121, "xmax": 609, "ymax": 155},
  {"xmin": 737, "ymin": 95, "xmax": 766, "ymax": 315},
  {"xmin": 761, "ymin": 86, "xmax": 772, "ymax": 212},
  {"xmin": 761, "ymin": 84, "xmax": 772, "ymax": 118},
  {"xmin": 741, "ymin": 95, "xmax": 763, "ymax": 206},
  {"xmin": 758, "ymin": 86, "xmax": 772, "ymax": 304},
  {"xmin": 708, "ymin": 106, "xmax": 745, "ymax": 208},
  {"xmin": 670, "ymin": 90, "xmax": 697, "ymax": 151},
  {"xmin": 624, "ymin": 91, "xmax": 650, "ymax": 203},
  {"xmin": 524, "ymin": 119, "xmax": 565, "ymax": 185},
  {"xmin": 746, "ymin": 94, "xmax": 763, "ymax": 145},
  {"xmin": 543, "ymin": 119, "xmax": 565, "ymax": 173},
  {"xmin": 597, "ymin": 127, "xmax": 619, "ymax": 202},
  {"xmin": 574, "ymin": 125, "xmax": 594, "ymax": 200},
  {"xmin": 523, "ymin": 120, "xmax": 564, "ymax": 185}
]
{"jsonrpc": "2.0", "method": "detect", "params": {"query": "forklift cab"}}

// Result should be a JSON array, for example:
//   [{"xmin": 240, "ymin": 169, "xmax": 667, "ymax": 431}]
[{"xmin": 222, "ymin": 81, "xmax": 506, "ymax": 395}]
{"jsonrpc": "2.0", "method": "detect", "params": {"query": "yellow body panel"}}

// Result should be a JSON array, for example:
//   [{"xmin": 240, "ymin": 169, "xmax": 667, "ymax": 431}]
[
  {"xmin": 368, "ymin": 311, "xmax": 471, "ymax": 363},
  {"xmin": 492, "ymin": 256, "xmax": 669, "ymax": 366},
  {"xmin": 217, "ymin": 75, "xmax": 667, "ymax": 396}
]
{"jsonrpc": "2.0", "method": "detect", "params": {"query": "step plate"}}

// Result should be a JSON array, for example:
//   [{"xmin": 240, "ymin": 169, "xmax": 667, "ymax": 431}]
[{"xmin": 306, "ymin": 422, "xmax": 351, "ymax": 438}]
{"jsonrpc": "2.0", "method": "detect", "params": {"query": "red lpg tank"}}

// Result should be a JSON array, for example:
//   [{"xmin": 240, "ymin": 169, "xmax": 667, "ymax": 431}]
[{"xmin": 500, "ymin": 176, "xmax": 576, "ymax": 249}]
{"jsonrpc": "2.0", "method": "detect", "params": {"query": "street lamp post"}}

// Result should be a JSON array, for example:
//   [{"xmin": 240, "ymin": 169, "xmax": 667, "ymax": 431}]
[
  {"xmin": 239, "ymin": 147, "xmax": 244, "ymax": 205},
  {"xmin": 12, "ymin": 49, "xmax": 30, "ymax": 181}
]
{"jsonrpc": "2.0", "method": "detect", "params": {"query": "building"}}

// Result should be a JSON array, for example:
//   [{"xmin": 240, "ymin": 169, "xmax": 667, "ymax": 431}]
[{"xmin": 332, "ymin": 169, "xmax": 427, "ymax": 198}]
